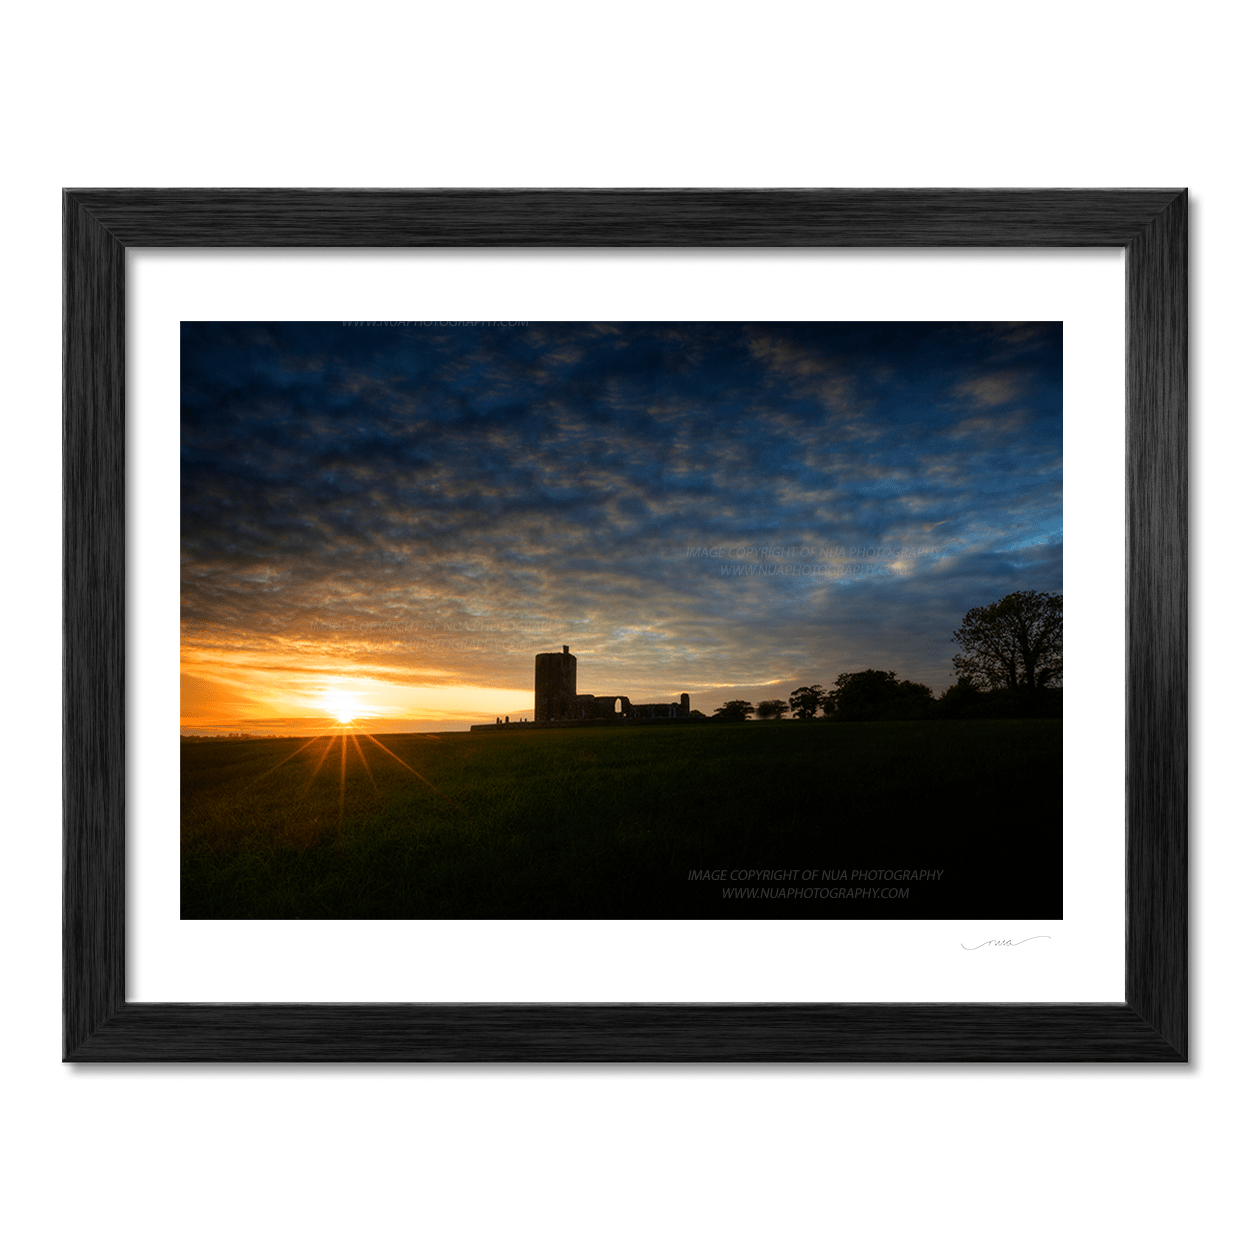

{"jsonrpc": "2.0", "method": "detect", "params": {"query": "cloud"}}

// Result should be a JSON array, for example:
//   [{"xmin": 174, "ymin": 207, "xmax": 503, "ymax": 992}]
[
  {"xmin": 950, "ymin": 370, "xmax": 1023, "ymax": 408},
  {"xmin": 181, "ymin": 322, "xmax": 1062, "ymax": 726},
  {"xmin": 944, "ymin": 413, "xmax": 1028, "ymax": 441}
]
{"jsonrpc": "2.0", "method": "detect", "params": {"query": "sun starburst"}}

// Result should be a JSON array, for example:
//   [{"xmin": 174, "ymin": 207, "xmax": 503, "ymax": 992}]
[{"xmin": 319, "ymin": 690, "xmax": 369, "ymax": 724}]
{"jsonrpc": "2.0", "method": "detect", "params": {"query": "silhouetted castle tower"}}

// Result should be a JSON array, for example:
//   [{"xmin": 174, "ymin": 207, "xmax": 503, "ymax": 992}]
[{"xmin": 534, "ymin": 645, "xmax": 577, "ymax": 722}]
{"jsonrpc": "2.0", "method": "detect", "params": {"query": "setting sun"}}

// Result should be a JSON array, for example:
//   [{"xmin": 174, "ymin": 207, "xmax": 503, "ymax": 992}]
[{"xmin": 320, "ymin": 691, "xmax": 368, "ymax": 724}]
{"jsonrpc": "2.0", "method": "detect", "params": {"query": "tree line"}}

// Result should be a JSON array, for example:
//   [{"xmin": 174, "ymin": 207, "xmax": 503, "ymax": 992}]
[{"xmin": 707, "ymin": 590, "xmax": 1062, "ymax": 722}]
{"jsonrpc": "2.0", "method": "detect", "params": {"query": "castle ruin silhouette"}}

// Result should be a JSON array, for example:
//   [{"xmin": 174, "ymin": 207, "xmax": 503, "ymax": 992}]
[{"xmin": 471, "ymin": 645, "xmax": 690, "ymax": 731}]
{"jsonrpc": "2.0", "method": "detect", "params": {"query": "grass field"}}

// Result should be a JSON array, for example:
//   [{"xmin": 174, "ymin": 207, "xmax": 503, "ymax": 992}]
[
  {"xmin": 181, "ymin": 719, "xmax": 1061, "ymax": 920},
  {"xmin": 181, "ymin": 725, "xmax": 1060, "ymax": 920}
]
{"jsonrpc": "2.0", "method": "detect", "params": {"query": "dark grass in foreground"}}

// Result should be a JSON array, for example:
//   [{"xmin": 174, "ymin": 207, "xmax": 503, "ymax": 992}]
[{"xmin": 181, "ymin": 720, "xmax": 1060, "ymax": 920}]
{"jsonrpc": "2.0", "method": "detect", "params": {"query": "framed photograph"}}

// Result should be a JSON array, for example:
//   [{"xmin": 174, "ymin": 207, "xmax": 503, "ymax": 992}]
[{"xmin": 64, "ymin": 189, "xmax": 1186, "ymax": 1060}]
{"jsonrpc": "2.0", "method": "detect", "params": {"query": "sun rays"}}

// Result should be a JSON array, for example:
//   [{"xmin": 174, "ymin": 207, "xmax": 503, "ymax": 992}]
[
  {"xmin": 300, "ymin": 733, "xmax": 340, "ymax": 797},
  {"xmin": 349, "ymin": 731, "xmax": 377, "ymax": 792},
  {"xmin": 257, "ymin": 725, "xmax": 461, "ymax": 836},
  {"xmin": 246, "ymin": 733, "xmax": 327, "ymax": 787},
  {"xmin": 360, "ymin": 733, "xmax": 464, "ymax": 812}
]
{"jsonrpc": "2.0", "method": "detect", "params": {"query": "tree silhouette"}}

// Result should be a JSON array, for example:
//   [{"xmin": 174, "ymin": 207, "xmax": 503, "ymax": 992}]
[
  {"xmin": 754, "ymin": 699, "xmax": 787, "ymax": 720},
  {"xmin": 711, "ymin": 700, "xmax": 754, "ymax": 722},
  {"xmin": 824, "ymin": 670, "xmax": 934, "ymax": 721},
  {"xmin": 934, "ymin": 675, "xmax": 985, "ymax": 717},
  {"xmin": 787, "ymin": 685, "xmax": 826, "ymax": 719},
  {"xmin": 952, "ymin": 591, "xmax": 1062, "ymax": 691}
]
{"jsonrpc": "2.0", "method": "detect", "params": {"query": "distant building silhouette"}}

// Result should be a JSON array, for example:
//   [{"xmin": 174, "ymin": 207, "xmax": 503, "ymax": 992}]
[{"xmin": 473, "ymin": 646, "xmax": 691, "ymax": 731}]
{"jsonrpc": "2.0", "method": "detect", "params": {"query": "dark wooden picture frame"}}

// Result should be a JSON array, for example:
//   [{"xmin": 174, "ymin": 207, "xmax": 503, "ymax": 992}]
[{"xmin": 63, "ymin": 189, "xmax": 1186, "ymax": 1061}]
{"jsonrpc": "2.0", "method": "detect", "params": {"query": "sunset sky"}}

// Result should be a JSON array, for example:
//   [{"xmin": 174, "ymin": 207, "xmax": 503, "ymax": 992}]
[{"xmin": 180, "ymin": 321, "xmax": 1061, "ymax": 734}]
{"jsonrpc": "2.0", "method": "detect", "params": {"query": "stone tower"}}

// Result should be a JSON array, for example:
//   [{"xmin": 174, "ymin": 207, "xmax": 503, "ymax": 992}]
[{"xmin": 534, "ymin": 645, "xmax": 577, "ymax": 722}]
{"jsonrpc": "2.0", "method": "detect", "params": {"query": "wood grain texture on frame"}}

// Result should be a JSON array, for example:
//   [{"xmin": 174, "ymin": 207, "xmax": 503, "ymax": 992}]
[{"xmin": 63, "ymin": 188, "xmax": 1188, "ymax": 1062}]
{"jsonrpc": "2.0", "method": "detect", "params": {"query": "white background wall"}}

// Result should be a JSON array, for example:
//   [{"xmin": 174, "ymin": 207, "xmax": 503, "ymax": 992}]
[{"xmin": 4, "ymin": 3, "xmax": 1244, "ymax": 1247}]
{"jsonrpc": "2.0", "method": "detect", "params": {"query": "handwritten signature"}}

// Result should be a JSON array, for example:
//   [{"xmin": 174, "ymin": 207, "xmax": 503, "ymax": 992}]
[{"xmin": 961, "ymin": 936, "xmax": 1051, "ymax": 950}]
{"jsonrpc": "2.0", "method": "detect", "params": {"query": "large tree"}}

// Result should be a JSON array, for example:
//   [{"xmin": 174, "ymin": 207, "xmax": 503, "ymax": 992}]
[
  {"xmin": 951, "ymin": 590, "xmax": 1062, "ymax": 691},
  {"xmin": 711, "ymin": 700, "xmax": 754, "ymax": 722},
  {"xmin": 787, "ymin": 685, "xmax": 826, "ymax": 719},
  {"xmin": 754, "ymin": 699, "xmax": 787, "ymax": 720}
]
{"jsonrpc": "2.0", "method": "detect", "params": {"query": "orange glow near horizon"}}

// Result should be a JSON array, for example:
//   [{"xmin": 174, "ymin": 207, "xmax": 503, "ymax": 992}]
[{"xmin": 180, "ymin": 642, "xmax": 535, "ymax": 735}]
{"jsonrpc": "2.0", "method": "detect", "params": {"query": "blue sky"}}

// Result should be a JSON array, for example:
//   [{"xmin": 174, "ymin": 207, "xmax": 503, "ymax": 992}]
[{"xmin": 180, "ymin": 321, "xmax": 1061, "ymax": 731}]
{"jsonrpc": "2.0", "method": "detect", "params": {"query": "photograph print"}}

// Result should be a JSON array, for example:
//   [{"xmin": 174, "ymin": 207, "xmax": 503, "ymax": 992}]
[{"xmin": 180, "ymin": 321, "xmax": 1063, "ymax": 921}]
